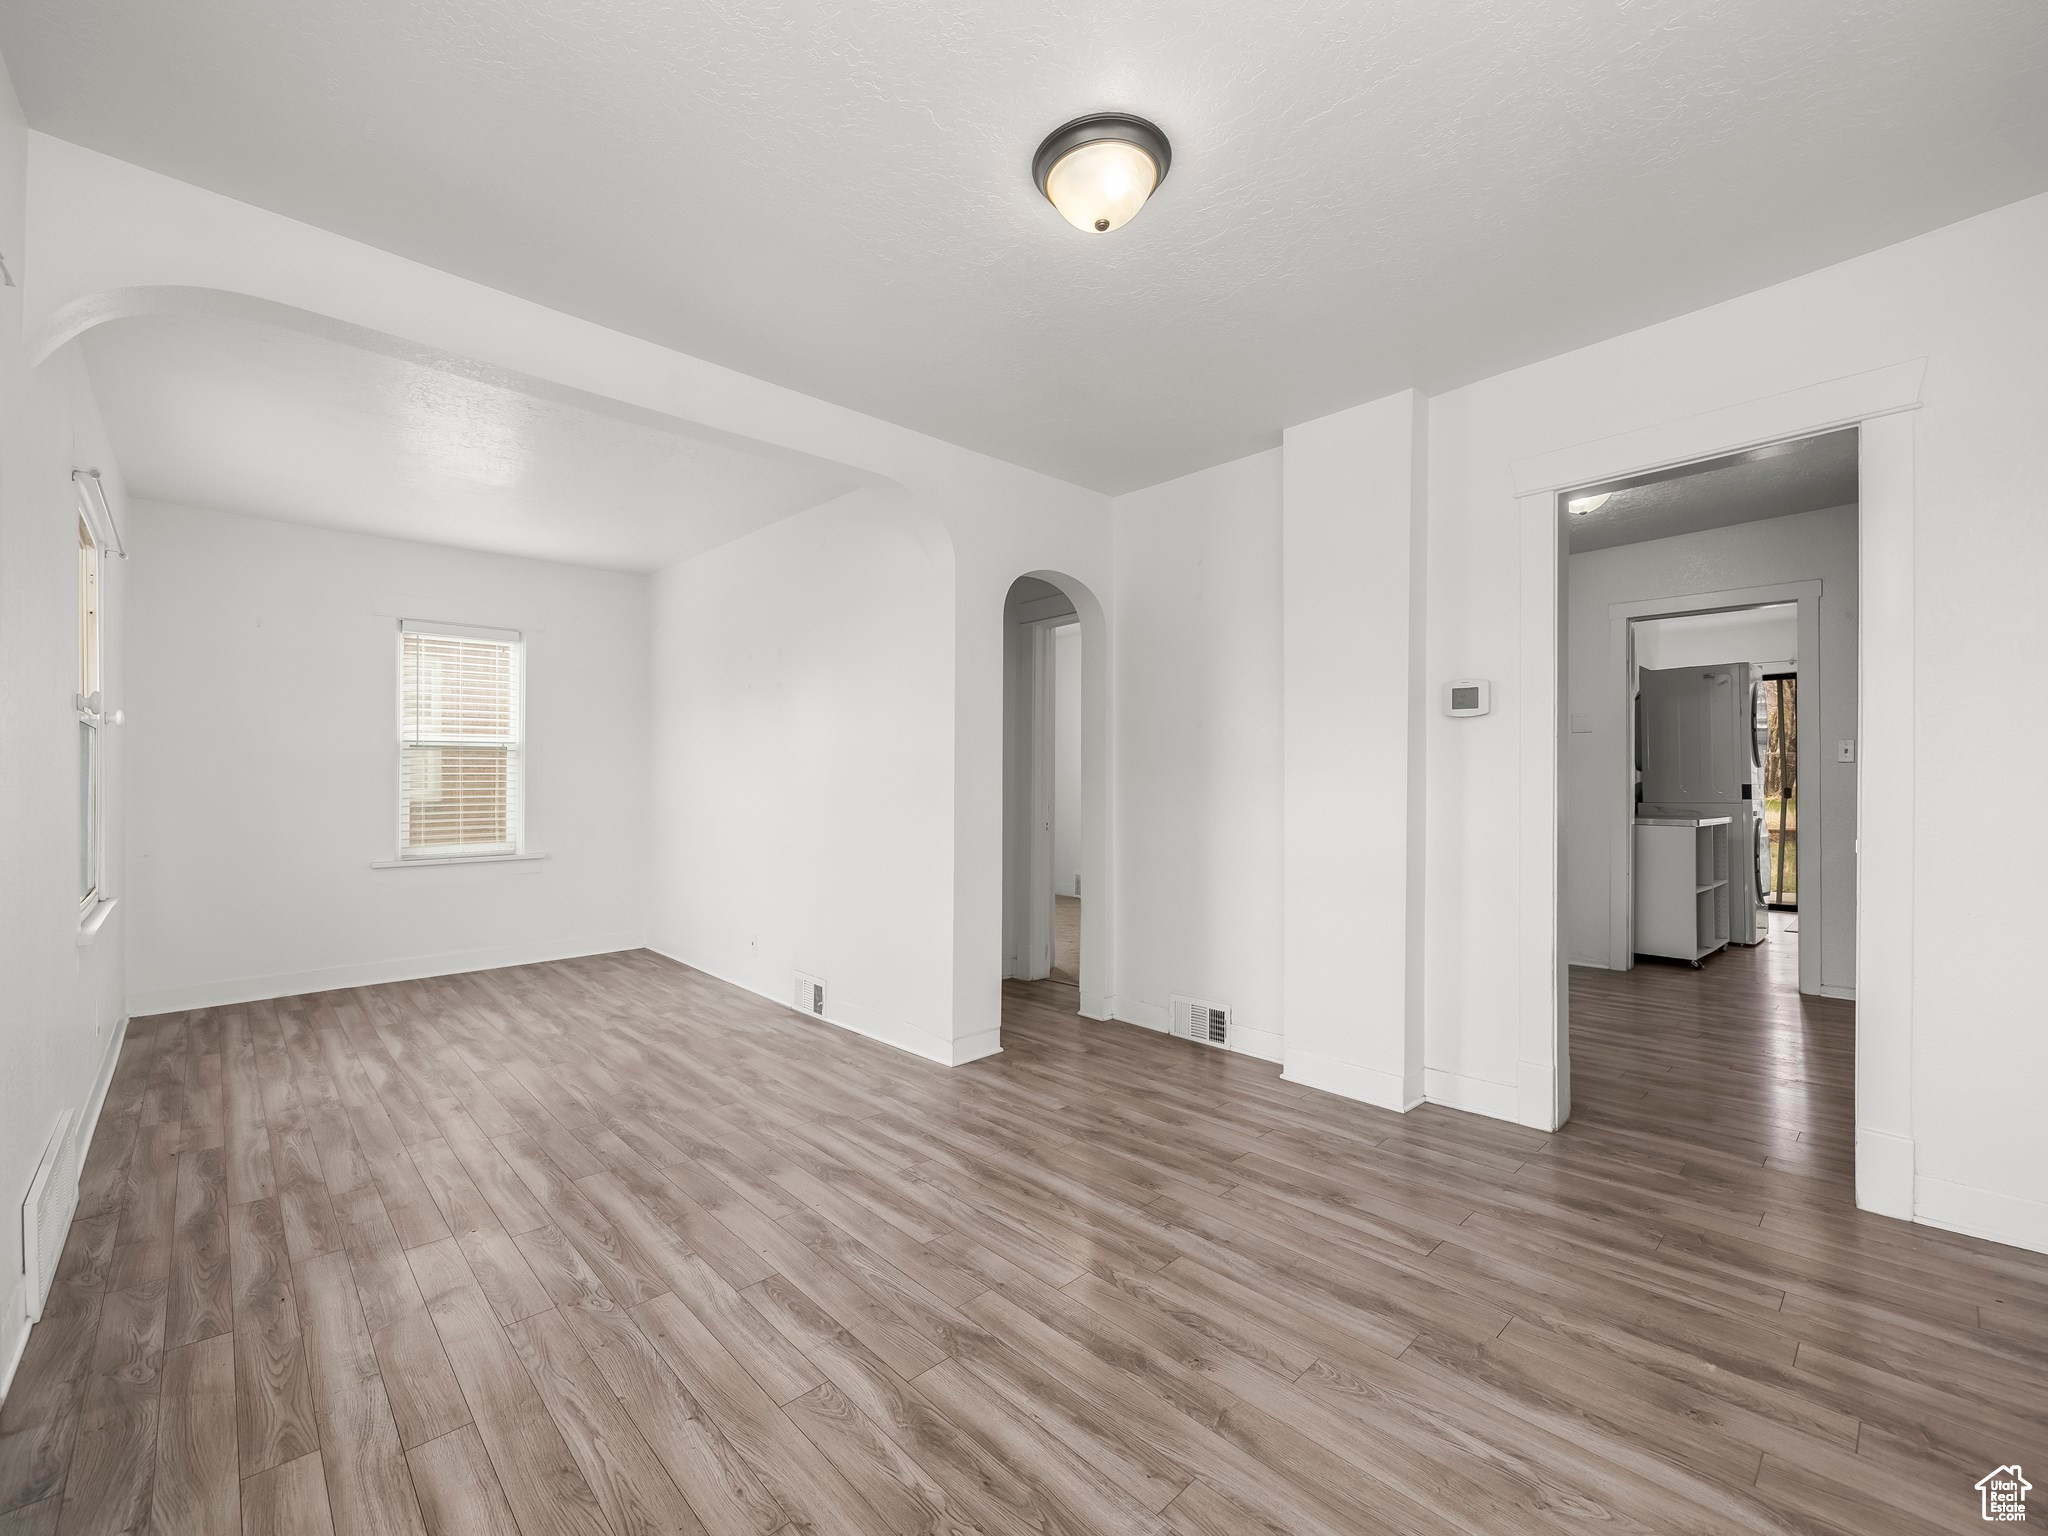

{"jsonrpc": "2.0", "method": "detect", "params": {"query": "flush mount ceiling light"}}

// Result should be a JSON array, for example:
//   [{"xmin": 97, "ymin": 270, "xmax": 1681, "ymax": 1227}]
[
  {"xmin": 1032, "ymin": 113, "xmax": 1171, "ymax": 234},
  {"xmin": 1568, "ymin": 493, "xmax": 1611, "ymax": 515}
]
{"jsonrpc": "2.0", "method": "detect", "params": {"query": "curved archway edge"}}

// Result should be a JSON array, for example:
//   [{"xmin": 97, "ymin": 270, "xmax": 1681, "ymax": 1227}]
[{"xmin": 996, "ymin": 569, "xmax": 1114, "ymax": 1044}]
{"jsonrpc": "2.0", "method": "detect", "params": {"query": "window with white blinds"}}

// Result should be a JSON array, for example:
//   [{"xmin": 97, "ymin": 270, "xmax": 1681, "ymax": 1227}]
[{"xmin": 398, "ymin": 622, "xmax": 522, "ymax": 859}]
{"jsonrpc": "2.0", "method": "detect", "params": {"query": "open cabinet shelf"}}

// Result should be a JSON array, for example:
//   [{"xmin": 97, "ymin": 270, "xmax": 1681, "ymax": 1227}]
[{"xmin": 1634, "ymin": 817, "xmax": 1732, "ymax": 965}]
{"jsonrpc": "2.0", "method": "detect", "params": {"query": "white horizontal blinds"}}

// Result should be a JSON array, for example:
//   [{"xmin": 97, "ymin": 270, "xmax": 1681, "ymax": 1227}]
[{"xmin": 399, "ymin": 623, "xmax": 521, "ymax": 858}]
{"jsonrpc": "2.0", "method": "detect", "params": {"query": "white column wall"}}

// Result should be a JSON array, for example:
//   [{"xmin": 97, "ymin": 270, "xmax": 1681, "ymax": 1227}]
[{"xmin": 1279, "ymin": 391, "xmax": 1430, "ymax": 1109}]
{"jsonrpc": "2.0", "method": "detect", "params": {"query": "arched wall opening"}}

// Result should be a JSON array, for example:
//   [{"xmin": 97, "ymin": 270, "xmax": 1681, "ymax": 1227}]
[{"xmin": 999, "ymin": 571, "xmax": 1111, "ymax": 1027}]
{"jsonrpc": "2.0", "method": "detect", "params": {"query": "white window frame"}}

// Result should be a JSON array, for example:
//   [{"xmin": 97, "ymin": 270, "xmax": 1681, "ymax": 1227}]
[{"xmin": 394, "ymin": 620, "xmax": 527, "ymax": 863}]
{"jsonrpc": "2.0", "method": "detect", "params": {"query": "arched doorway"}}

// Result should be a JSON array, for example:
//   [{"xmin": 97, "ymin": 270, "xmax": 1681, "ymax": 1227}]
[{"xmin": 1001, "ymin": 572, "xmax": 1110, "ymax": 1023}]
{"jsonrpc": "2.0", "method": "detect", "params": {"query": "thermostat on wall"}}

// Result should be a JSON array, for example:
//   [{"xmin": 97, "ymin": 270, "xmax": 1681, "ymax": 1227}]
[{"xmin": 1443, "ymin": 679, "xmax": 1491, "ymax": 717}]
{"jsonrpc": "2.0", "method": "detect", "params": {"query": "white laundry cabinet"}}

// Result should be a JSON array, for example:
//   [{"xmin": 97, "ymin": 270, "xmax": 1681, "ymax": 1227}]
[{"xmin": 1633, "ymin": 815, "xmax": 1731, "ymax": 966}]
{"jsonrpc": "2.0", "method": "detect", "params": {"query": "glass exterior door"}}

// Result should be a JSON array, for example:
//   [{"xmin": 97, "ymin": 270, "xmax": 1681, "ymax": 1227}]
[{"xmin": 1762, "ymin": 673, "xmax": 1797, "ymax": 907}]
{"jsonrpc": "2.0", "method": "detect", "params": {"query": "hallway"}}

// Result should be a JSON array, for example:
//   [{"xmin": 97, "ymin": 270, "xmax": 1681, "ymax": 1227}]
[
  {"xmin": 1568, "ymin": 915, "xmax": 1853, "ymax": 1187},
  {"xmin": 1048, "ymin": 894, "xmax": 1080, "ymax": 987}
]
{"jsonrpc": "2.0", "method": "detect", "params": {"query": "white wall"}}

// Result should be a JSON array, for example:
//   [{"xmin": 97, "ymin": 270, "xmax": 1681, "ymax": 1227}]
[
  {"xmin": 647, "ymin": 489, "xmax": 963, "ymax": 1062},
  {"xmin": 18, "ymin": 111, "xmax": 2048, "ymax": 1255},
  {"xmin": 1052, "ymin": 623, "xmax": 1081, "ymax": 899},
  {"xmin": 1110, "ymin": 450, "xmax": 1284, "ymax": 1059},
  {"xmin": 1426, "ymin": 192, "xmax": 2048, "ymax": 1250},
  {"xmin": 125, "ymin": 501, "xmax": 649, "ymax": 1011},
  {"xmin": 1634, "ymin": 602, "xmax": 1798, "ymax": 669},
  {"xmin": 1565, "ymin": 509, "xmax": 1856, "ymax": 981},
  {"xmin": 0, "ymin": 71, "xmax": 130, "ymax": 1382},
  {"xmin": 24, "ymin": 133, "xmax": 1117, "ymax": 1068},
  {"xmin": 1281, "ymin": 395, "xmax": 1432, "ymax": 1107}
]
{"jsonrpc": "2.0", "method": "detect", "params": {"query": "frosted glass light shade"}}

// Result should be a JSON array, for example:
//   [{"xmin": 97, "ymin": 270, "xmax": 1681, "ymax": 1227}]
[
  {"xmin": 1032, "ymin": 113, "xmax": 1172, "ymax": 235},
  {"xmin": 1044, "ymin": 139, "xmax": 1160, "ymax": 233}
]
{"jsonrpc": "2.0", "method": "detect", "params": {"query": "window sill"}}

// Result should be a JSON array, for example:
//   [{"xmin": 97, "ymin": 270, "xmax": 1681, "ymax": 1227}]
[
  {"xmin": 77, "ymin": 897, "xmax": 118, "ymax": 946},
  {"xmin": 369, "ymin": 852, "xmax": 547, "ymax": 869}
]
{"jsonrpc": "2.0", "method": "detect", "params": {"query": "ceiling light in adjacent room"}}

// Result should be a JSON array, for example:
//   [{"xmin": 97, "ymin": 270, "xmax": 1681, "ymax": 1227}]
[
  {"xmin": 1568, "ymin": 493, "xmax": 1610, "ymax": 515},
  {"xmin": 1033, "ymin": 113, "xmax": 1172, "ymax": 234}
]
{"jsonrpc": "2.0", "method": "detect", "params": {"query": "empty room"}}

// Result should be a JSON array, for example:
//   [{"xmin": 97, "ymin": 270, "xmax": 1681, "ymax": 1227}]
[{"xmin": 2, "ymin": 5, "xmax": 2046, "ymax": 1536}]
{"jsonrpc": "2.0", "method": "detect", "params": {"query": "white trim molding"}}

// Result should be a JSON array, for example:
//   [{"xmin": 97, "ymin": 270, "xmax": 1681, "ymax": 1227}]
[
  {"xmin": 1511, "ymin": 360, "xmax": 1924, "ymax": 1213},
  {"xmin": 1, "ymin": 1014, "xmax": 129, "ymax": 1402},
  {"xmin": 130, "ymin": 932, "xmax": 643, "ymax": 1015},
  {"xmin": 1113, "ymin": 996, "xmax": 1283, "ymax": 1064},
  {"xmin": 646, "ymin": 942, "xmax": 984, "ymax": 1069},
  {"xmin": 1853, "ymin": 410, "xmax": 1917, "ymax": 1226},
  {"xmin": 77, "ymin": 895, "xmax": 119, "ymax": 945},
  {"xmin": 1424, "ymin": 1069, "xmax": 1518, "ymax": 1121},
  {"xmin": 1510, "ymin": 360, "xmax": 1928, "ymax": 496},
  {"xmin": 370, "ymin": 852, "xmax": 548, "ymax": 869},
  {"xmin": 1603, "ymin": 580, "xmax": 1824, "ymax": 994},
  {"xmin": 1914, "ymin": 1175, "xmax": 2048, "ymax": 1254},
  {"xmin": 1856, "ymin": 1128, "xmax": 1916, "ymax": 1220},
  {"xmin": 1282, "ymin": 1048, "xmax": 1423, "ymax": 1113},
  {"xmin": 81, "ymin": 1014, "xmax": 130, "ymax": 1166}
]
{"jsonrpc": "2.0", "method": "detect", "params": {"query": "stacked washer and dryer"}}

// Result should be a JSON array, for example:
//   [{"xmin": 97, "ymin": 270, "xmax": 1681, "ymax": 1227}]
[{"xmin": 1637, "ymin": 661, "xmax": 1773, "ymax": 948}]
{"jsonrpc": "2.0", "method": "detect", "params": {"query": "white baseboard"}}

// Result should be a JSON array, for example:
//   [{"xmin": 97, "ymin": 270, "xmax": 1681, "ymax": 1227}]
[
  {"xmin": 1517, "ymin": 1058, "xmax": 1565, "ymax": 1132},
  {"xmin": 1230, "ymin": 1024, "xmax": 1283, "ymax": 1064},
  {"xmin": 1914, "ymin": 1175, "xmax": 2048, "ymax": 1257},
  {"xmin": 1, "ymin": 1012, "xmax": 130, "ymax": 1404},
  {"xmin": 0, "ymin": 1272, "xmax": 26, "ymax": 1404},
  {"xmin": 646, "ymin": 943, "xmax": 970, "ymax": 1068},
  {"xmin": 1424, "ymin": 1068, "xmax": 1518, "ymax": 1121},
  {"xmin": 1112, "ymin": 997, "xmax": 1281, "ymax": 1063},
  {"xmin": 1281, "ymin": 1047, "xmax": 1421, "ymax": 1113},
  {"xmin": 1111, "ymin": 996, "xmax": 1168, "ymax": 1033},
  {"xmin": 127, "ymin": 933, "xmax": 647, "ymax": 1016},
  {"xmin": 80, "ymin": 1014, "xmax": 129, "ymax": 1174},
  {"xmin": 1855, "ymin": 1127, "xmax": 1915, "ymax": 1220},
  {"xmin": 949, "ymin": 1029, "xmax": 1003, "ymax": 1066},
  {"xmin": 1078, "ymin": 990, "xmax": 1111, "ymax": 1021},
  {"xmin": 1819, "ymin": 983, "xmax": 1857, "ymax": 1000}
]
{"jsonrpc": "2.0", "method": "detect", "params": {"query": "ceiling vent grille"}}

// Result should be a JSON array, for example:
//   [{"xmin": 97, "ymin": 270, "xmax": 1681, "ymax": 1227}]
[
  {"xmin": 22, "ymin": 1109, "xmax": 79, "ymax": 1322},
  {"xmin": 1169, "ymin": 995, "xmax": 1230, "ymax": 1050},
  {"xmin": 793, "ymin": 972, "xmax": 827, "ymax": 1018}
]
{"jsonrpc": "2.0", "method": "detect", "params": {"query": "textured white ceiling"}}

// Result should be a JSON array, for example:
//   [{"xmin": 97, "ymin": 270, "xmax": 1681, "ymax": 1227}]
[
  {"xmin": 11, "ymin": 1, "xmax": 2048, "ymax": 492},
  {"xmin": 1568, "ymin": 429, "xmax": 1859, "ymax": 553},
  {"xmin": 82, "ymin": 314, "xmax": 854, "ymax": 572}
]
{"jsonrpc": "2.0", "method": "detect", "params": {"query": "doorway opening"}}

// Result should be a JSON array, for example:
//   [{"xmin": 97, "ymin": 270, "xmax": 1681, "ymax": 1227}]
[
  {"xmin": 1561, "ymin": 427, "xmax": 1859, "ymax": 1183},
  {"xmin": 1049, "ymin": 620, "xmax": 1082, "ymax": 985},
  {"xmin": 1001, "ymin": 573, "xmax": 1104, "ymax": 1021},
  {"xmin": 1626, "ymin": 600, "xmax": 1798, "ymax": 968},
  {"xmin": 1762, "ymin": 671, "xmax": 1798, "ymax": 909}
]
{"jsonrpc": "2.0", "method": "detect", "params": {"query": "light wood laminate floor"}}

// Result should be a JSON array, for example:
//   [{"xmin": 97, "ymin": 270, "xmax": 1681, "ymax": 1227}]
[{"xmin": 4, "ymin": 934, "xmax": 2044, "ymax": 1536}]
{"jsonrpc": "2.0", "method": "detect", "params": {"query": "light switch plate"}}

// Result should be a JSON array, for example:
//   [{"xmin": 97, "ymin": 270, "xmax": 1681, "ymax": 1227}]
[{"xmin": 1837, "ymin": 739, "xmax": 1856, "ymax": 762}]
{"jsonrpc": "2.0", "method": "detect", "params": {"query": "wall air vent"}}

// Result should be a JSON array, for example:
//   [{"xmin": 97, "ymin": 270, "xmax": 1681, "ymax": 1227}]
[
  {"xmin": 793, "ymin": 972, "xmax": 827, "ymax": 1018},
  {"xmin": 1168, "ymin": 994, "xmax": 1230, "ymax": 1050},
  {"xmin": 22, "ymin": 1110, "xmax": 79, "ymax": 1322}
]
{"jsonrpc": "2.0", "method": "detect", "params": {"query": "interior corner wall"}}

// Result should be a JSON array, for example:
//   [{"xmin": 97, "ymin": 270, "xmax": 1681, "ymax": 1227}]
[
  {"xmin": 1280, "ymin": 392, "xmax": 1429, "ymax": 1105},
  {"xmin": 124, "ymin": 501, "xmax": 650, "ymax": 1012},
  {"xmin": 1110, "ymin": 449, "xmax": 1284, "ymax": 1060},
  {"xmin": 0, "ymin": 74, "xmax": 130, "ymax": 1381},
  {"xmin": 1565, "ymin": 506, "xmax": 1858, "ymax": 983},
  {"xmin": 647, "ymin": 489, "xmax": 959, "ymax": 1064},
  {"xmin": 1424, "ymin": 190, "xmax": 2048, "ymax": 1253}
]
